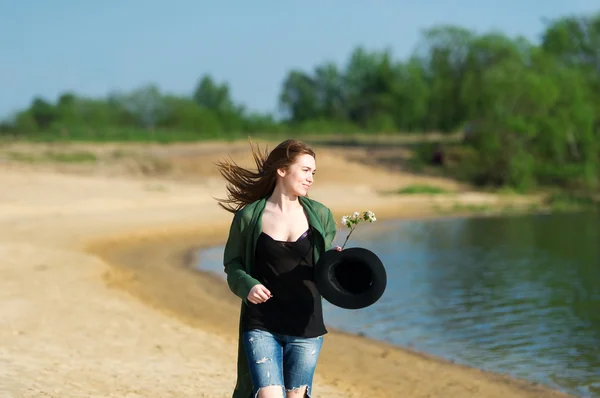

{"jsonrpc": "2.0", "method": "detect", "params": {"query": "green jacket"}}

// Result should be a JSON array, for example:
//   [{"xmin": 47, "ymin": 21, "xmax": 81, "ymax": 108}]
[{"xmin": 222, "ymin": 196, "xmax": 337, "ymax": 398}]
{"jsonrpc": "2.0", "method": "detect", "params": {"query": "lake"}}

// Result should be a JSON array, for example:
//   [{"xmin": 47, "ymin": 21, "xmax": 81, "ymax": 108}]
[{"xmin": 194, "ymin": 211, "xmax": 599, "ymax": 397}]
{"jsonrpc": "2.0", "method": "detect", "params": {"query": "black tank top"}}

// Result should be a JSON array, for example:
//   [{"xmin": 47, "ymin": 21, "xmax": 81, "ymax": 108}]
[{"xmin": 241, "ymin": 227, "xmax": 327, "ymax": 338}]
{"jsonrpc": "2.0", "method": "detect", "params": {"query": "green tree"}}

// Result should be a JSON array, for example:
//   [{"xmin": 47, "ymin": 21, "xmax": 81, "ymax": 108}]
[
  {"xmin": 279, "ymin": 70, "xmax": 319, "ymax": 123},
  {"xmin": 29, "ymin": 97, "xmax": 56, "ymax": 130}
]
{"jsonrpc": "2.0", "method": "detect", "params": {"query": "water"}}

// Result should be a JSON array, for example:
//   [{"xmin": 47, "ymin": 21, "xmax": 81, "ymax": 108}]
[{"xmin": 194, "ymin": 212, "xmax": 600, "ymax": 397}]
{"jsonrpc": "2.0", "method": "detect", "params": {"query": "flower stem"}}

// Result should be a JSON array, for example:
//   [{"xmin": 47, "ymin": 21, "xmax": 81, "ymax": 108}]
[{"xmin": 341, "ymin": 226, "xmax": 356, "ymax": 250}]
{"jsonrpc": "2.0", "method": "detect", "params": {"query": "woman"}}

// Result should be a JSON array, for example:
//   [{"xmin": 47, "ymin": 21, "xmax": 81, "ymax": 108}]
[{"xmin": 215, "ymin": 139, "xmax": 339, "ymax": 398}]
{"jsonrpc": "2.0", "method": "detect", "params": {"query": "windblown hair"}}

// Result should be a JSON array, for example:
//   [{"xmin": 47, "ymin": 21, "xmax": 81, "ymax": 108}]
[{"xmin": 214, "ymin": 139, "xmax": 316, "ymax": 213}]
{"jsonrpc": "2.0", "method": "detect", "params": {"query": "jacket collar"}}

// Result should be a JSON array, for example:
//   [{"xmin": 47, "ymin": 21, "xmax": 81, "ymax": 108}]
[{"xmin": 247, "ymin": 196, "xmax": 325, "ymax": 236}]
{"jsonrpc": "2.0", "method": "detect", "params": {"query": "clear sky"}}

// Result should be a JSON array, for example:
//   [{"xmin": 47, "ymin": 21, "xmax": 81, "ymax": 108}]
[{"xmin": 1, "ymin": 1, "xmax": 598, "ymax": 120}]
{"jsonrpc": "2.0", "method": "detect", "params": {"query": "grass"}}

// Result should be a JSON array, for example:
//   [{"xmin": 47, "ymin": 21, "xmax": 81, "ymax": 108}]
[
  {"xmin": 144, "ymin": 183, "xmax": 169, "ymax": 192},
  {"xmin": 494, "ymin": 186, "xmax": 524, "ymax": 196},
  {"xmin": 1, "ymin": 147, "xmax": 177, "ymax": 177},
  {"xmin": 0, "ymin": 128, "xmax": 462, "ymax": 146},
  {"xmin": 544, "ymin": 191, "xmax": 599, "ymax": 212},
  {"xmin": 0, "ymin": 128, "xmax": 290, "ymax": 144},
  {"xmin": 5, "ymin": 150, "xmax": 97, "ymax": 163},
  {"xmin": 432, "ymin": 192, "xmax": 599, "ymax": 218},
  {"xmin": 44, "ymin": 151, "xmax": 97, "ymax": 162},
  {"xmin": 396, "ymin": 184, "xmax": 451, "ymax": 195}
]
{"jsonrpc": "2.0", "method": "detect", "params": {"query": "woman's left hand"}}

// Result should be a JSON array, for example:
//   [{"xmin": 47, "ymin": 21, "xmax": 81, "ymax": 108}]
[{"xmin": 334, "ymin": 246, "xmax": 342, "ymax": 251}]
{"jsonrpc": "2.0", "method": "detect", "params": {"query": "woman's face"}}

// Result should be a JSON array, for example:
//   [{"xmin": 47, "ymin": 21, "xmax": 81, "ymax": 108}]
[{"xmin": 278, "ymin": 153, "xmax": 316, "ymax": 197}]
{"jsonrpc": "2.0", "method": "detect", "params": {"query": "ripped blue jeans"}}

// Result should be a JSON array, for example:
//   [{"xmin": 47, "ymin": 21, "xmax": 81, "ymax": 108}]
[{"xmin": 242, "ymin": 329, "xmax": 324, "ymax": 397}]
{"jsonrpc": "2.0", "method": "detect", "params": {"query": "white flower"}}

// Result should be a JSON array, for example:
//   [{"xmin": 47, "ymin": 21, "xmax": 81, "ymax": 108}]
[
  {"xmin": 339, "ymin": 210, "xmax": 378, "ymax": 249},
  {"xmin": 341, "ymin": 216, "xmax": 350, "ymax": 228},
  {"xmin": 364, "ymin": 210, "xmax": 376, "ymax": 222}
]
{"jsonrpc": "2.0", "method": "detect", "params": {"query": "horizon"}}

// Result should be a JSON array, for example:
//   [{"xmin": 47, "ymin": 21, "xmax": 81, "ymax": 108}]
[{"xmin": 1, "ymin": 1, "xmax": 599, "ymax": 120}]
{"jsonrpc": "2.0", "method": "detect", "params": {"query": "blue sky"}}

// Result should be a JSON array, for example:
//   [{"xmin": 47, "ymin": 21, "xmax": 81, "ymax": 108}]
[{"xmin": 1, "ymin": 1, "xmax": 598, "ymax": 120}]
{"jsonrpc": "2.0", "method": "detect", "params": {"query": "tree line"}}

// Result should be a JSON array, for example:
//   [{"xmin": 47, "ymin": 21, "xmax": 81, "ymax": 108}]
[{"xmin": 1, "ymin": 12, "xmax": 599, "ymax": 192}]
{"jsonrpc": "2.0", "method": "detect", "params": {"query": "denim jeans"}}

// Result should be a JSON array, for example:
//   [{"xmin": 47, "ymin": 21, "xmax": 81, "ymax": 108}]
[{"xmin": 242, "ymin": 329, "xmax": 324, "ymax": 397}]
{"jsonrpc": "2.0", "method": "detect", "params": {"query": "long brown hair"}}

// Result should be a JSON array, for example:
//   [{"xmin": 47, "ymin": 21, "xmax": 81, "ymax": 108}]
[{"xmin": 214, "ymin": 139, "xmax": 316, "ymax": 213}]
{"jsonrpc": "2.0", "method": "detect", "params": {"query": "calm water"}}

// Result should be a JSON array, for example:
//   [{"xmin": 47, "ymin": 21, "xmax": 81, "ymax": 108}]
[{"xmin": 195, "ymin": 212, "xmax": 600, "ymax": 397}]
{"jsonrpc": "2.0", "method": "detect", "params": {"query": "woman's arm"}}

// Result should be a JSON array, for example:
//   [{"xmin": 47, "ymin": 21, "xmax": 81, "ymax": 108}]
[{"xmin": 223, "ymin": 211, "xmax": 261, "ymax": 302}]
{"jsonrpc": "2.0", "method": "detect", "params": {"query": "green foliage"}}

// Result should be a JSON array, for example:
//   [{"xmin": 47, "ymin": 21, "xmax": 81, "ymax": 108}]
[
  {"xmin": 544, "ymin": 191, "xmax": 599, "ymax": 212},
  {"xmin": 396, "ymin": 184, "xmax": 450, "ymax": 195},
  {"xmin": 2, "ymin": 11, "xmax": 600, "ymax": 193}
]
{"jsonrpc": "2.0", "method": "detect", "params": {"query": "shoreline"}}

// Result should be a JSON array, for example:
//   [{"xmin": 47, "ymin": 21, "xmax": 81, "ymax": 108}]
[
  {"xmin": 86, "ymin": 209, "xmax": 573, "ymax": 398},
  {"xmin": 1, "ymin": 159, "xmax": 578, "ymax": 397}
]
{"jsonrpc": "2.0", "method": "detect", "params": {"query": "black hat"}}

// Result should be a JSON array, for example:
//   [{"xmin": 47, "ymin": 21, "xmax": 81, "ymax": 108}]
[{"xmin": 314, "ymin": 247, "xmax": 387, "ymax": 310}]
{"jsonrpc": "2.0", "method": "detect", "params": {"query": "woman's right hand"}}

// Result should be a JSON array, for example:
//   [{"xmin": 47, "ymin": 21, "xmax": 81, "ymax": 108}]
[{"xmin": 247, "ymin": 284, "xmax": 272, "ymax": 304}]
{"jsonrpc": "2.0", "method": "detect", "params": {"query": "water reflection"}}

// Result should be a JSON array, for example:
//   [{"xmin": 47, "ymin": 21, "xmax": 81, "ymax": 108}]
[{"xmin": 195, "ymin": 212, "xmax": 599, "ymax": 397}]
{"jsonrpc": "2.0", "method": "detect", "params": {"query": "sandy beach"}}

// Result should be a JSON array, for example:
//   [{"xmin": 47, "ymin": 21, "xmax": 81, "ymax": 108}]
[{"xmin": 0, "ymin": 140, "xmax": 572, "ymax": 397}]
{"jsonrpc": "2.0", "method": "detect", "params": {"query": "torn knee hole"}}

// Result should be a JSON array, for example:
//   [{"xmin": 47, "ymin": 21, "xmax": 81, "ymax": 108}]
[
  {"xmin": 286, "ymin": 385, "xmax": 309, "ymax": 397},
  {"xmin": 255, "ymin": 385, "xmax": 285, "ymax": 397}
]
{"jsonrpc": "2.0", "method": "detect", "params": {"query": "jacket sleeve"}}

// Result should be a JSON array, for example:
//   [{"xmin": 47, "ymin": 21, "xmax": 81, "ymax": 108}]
[
  {"xmin": 323, "ymin": 207, "xmax": 337, "ymax": 250},
  {"xmin": 223, "ymin": 211, "xmax": 261, "ymax": 302}
]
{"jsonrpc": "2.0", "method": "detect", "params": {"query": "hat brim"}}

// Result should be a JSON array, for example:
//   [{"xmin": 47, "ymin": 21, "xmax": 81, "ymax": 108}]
[{"xmin": 315, "ymin": 247, "xmax": 387, "ymax": 310}]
